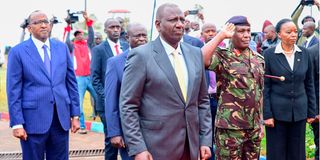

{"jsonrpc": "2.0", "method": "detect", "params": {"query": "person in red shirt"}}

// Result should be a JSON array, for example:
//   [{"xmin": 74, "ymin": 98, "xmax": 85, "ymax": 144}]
[{"xmin": 65, "ymin": 11, "xmax": 96, "ymax": 134}]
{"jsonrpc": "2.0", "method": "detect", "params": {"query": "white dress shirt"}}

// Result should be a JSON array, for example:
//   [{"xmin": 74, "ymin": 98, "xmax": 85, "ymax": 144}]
[
  {"xmin": 159, "ymin": 36, "xmax": 189, "ymax": 93},
  {"xmin": 274, "ymin": 42, "xmax": 301, "ymax": 71},
  {"xmin": 107, "ymin": 38, "xmax": 123, "ymax": 56}
]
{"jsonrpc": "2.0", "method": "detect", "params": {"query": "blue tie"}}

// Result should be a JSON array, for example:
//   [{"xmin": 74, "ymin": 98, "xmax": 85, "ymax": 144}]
[{"xmin": 42, "ymin": 45, "xmax": 51, "ymax": 76}]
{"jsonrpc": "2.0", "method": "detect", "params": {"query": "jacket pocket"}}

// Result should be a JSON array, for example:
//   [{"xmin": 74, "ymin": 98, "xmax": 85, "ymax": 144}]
[
  {"xmin": 140, "ymin": 119, "xmax": 163, "ymax": 130},
  {"xmin": 22, "ymin": 101, "xmax": 37, "ymax": 109}
]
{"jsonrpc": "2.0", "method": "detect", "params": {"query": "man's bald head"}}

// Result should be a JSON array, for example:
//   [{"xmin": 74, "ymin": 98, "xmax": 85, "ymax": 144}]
[
  {"xmin": 156, "ymin": 3, "xmax": 179, "ymax": 20},
  {"xmin": 263, "ymin": 25, "xmax": 277, "ymax": 41},
  {"xmin": 302, "ymin": 21, "xmax": 316, "ymax": 38}
]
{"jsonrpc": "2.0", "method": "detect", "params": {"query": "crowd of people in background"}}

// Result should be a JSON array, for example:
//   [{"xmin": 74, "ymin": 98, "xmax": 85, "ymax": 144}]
[{"xmin": 4, "ymin": 0, "xmax": 320, "ymax": 160}]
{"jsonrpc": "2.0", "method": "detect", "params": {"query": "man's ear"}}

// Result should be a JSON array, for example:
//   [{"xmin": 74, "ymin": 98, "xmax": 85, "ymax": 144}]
[
  {"xmin": 155, "ymin": 20, "xmax": 161, "ymax": 32},
  {"xmin": 27, "ymin": 25, "xmax": 32, "ymax": 33}
]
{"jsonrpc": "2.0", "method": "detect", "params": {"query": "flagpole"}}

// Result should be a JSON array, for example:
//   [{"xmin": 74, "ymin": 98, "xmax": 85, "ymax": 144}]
[{"xmin": 150, "ymin": 0, "xmax": 157, "ymax": 41}]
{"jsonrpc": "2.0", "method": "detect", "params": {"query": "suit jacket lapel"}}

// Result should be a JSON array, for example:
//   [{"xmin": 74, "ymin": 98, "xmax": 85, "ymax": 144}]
[
  {"xmin": 25, "ymin": 38, "xmax": 51, "ymax": 80},
  {"xmin": 276, "ymin": 53, "xmax": 293, "ymax": 73},
  {"xmin": 103, "ymin": 41, "xmax": 114, "ymax": 57},
  {"xmin": 181, "ymin": 43, "xmax": 195, "ymax": 105},
  {"xmin": 293, "ymin": 51, "xmax": 302, "ymax": 72},
  {"xmin": 152, "ymin": 37, "xmax": 185, "ymax": 103},
  {"xmin": 50, "ymin": 40, "xmax": 59, "ymax": 80}
]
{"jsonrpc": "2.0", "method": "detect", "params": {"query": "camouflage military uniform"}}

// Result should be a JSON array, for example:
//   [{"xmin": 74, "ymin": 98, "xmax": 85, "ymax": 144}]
[{"xmin": 208, "ymin": 46, "xmax": 264, "ymax": 160}]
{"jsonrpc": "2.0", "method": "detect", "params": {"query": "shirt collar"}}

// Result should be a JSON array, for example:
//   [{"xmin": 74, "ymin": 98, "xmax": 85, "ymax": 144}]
[
  {"xmin": 159, "ymin": 36, "xmax": 183, "ymax": 56},
  {"xmin": 107, "ymin": 38, "xmax": 120, "ymax": 47},
  {"xmin": 229, "ymin": 44, "xmax": 254, "ymax": 57},
  {"xmin": 274, "ymin": 42, "xmax": 301, "ymax": 54},
  {"xmin": 31, "ymin": 36, "xmax": 50, "ymax": 50},
  {"xmin": 306, "ymin": 34, "xmax": 315, "ymax": 42}
]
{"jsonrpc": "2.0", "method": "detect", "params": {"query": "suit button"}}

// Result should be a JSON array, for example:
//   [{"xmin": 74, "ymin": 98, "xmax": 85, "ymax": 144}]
[
  {"xmin": 291, "ymin": 91, "xmax": 294, "ymax": 93},
  {"xmin": 291, "ymin": 98, "xmax": 294, "ymax": 101},
  {"xmin": 50, "ymin": 101, "xmax": 54, "ymax": 104}
]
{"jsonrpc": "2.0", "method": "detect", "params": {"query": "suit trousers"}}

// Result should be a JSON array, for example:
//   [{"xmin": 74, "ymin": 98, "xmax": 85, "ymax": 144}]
[
  {"xmin": 180, "ymin": 134, "xmax": 191, "ymax": 160},
  {"xmin": 97, "ymin": 111, "xmax": 118, "ymax": 160},
  {"xmin": 266, "ymin": 119, "xmax": 306, "ymax": 160},
  {"xmin": 20, "ymin": 105, "xmax": 69, "ymax": 160},
  {"xmin": 209, "ymin": 95, "xmax": 217, "ymax": 160}
]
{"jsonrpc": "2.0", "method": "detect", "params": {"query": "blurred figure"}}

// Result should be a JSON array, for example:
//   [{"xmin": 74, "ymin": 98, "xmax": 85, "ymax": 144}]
[
  {"xmin": 94, "ymin": 32, "xmax": 103, "ymax": 46},
  {"xmin": 291, "ymin": 0, "xmax": 320, "ymax": 45},
  {"xmin": 7, "ymin": 10, "xmax": 80, "ymax": 159},
  {"xmin": 263, "ymin": 18, "xmax": 316, "ymax": 160},
  {"xmin": 302, "ymin": 21, "xmax": 319, "ymax": 48},
  {"xmin": 105, "ymin": 22, "xmax": 148, "ymax": 160},
  {"xmin": 65, "ymin": 11, "xmax": 97, "ymax": 134},
  {"xmin": 116, "ymin": 17, "xmax": 128, "ymax": 43},
  {"xmin": 261, "ymin": 25, "xmax": 280, "ymax": 53}
]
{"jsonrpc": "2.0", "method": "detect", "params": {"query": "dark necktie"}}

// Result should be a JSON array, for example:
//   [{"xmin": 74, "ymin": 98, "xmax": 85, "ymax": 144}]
[
  {"xmin": 303, "ymin": 40, "xmax": 308, "ymax": 47},
  {"xmin": 42, "ymin": 45, "xmax": 51, "ymax": 76}
]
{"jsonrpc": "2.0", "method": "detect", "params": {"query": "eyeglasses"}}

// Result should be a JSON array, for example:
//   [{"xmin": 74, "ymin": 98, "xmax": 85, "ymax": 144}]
[{"xmin": 31, "ymin": 19, "xmax": 50, "ymax": 25}]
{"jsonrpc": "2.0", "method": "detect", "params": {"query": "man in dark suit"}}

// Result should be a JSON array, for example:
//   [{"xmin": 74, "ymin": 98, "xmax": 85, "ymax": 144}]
[
  {"xmin": 302, "ymin": 21, "xmax": 319, "ymax": 48},
  {"xmin": 120, "ymin": 3, "xmax": 212, "ymax": 160},
  {"xmin": 6, "ymin": 11, "xmax": 80, "ymax": 160},
  {"xmin": 308, "ymin": 43, "xmax": 319, "ymax": 160},
  {"xmin": 90, "ymin": 18, "xmax": 129, "ymax": 159},
  {"xmin": 105, "ymin": 23, "xmax": 148, "ymax": 160}
]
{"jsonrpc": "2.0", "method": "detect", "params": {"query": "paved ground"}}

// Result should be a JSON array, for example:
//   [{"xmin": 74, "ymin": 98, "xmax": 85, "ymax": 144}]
[{"xmin": 0, "ymin": 120, "xmax": 106, "ymax": 159}]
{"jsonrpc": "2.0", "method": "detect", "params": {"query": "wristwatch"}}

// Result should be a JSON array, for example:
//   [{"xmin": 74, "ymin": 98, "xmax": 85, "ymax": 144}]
[{"xmin": 72, "ymin": 116, "xmax": 80, "ymax": 120}]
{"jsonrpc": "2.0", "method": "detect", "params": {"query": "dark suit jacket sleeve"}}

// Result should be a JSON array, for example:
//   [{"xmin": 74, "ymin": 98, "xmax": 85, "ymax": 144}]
[
  {"xmin": 120, "ymin": 49, "xmax": 147, "ymax": 156},
  {"xmin": 91, "ymin": 46, "xmax": 105, "ymax": 97},
  {"xmin": 309, "ymin": 44, "xmax": 319, "ymax": 111},
  {"xmin": 65, "ymin": 31, "xmax": 74, "ymax": 53},
  {"xmin": 263, "ymin": 49, "xmax": 273, "ymax": 120},
  {"xmin": 87, "ymin": 26, "xmax": 94, "ymax": 49},
  {"xmin": 305, "ymin": 50, "xmax": 316, "ymax": 118},
  {"xmin": 6, "ymin": 47, "xmax": 25, "ymax": 127},
  {"xmin": 198, "ymin": 52, "xmax": 212, "ymax": 147},
  {"xmin": 64, "ymin": 44, "xmax": 80, "ymax": 116},
  {"xmin": 105, "ymin": 57, "xmax": 122, "ymax": 138}
]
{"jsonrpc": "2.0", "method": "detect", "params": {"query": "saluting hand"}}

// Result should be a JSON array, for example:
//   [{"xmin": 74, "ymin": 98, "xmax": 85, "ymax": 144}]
[
  {"xmin": 13, "ymin": 128, "xmax": 27, "ymax": 141},
  {"xmin": 219, "ymin": 23, "xmax": 235, "ymax": 39}
]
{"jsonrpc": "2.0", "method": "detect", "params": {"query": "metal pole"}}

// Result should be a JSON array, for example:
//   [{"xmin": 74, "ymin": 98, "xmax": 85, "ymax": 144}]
[
  {"xmin": 150, "ymin": 0, "xmax": 157, "ymax": 41},
  {"xmin": 85, "ymin": 0, "xmax": 87, "ymax": 12}
]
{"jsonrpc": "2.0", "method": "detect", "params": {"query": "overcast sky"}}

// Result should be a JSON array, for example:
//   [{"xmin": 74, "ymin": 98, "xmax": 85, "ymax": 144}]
[{"xmin": 0, "ymin": 0, "xmax": 319, "ymax": 47}]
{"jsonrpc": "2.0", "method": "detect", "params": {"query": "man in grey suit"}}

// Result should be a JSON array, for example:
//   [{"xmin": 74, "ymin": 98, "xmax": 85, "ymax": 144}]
[{"xmin": 120, "ymin": 3, "xmax": 212, "ymax": 160}]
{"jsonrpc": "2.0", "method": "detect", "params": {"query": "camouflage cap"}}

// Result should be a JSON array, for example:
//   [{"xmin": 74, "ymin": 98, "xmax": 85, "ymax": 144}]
[{"xmin": 226, "ymin": 16, "xmax": 250, "ymax": 26}]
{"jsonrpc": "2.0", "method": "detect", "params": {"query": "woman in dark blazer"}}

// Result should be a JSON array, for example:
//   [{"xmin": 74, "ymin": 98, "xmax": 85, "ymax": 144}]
[{"xmin": 263, "ymin": 18, "xmax": 316, "ymax": 160}]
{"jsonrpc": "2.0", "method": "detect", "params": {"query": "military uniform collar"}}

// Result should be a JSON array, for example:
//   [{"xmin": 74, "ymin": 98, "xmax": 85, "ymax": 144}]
[{"xmin": 230, "ymin": 44, "xmax": 254, "ymax": 57}]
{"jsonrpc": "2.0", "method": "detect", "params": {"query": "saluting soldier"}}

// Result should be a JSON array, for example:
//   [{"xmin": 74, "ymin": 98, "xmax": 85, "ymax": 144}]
[{"xmin": 202, "ymin": 16, "xmax": 265, "ymax": 160}]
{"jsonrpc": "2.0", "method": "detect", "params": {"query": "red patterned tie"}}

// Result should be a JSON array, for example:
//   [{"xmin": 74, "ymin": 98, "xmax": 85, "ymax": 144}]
[{"xmin": 115, "ymin": 44, "xmax": 120, "ymax": 55}]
